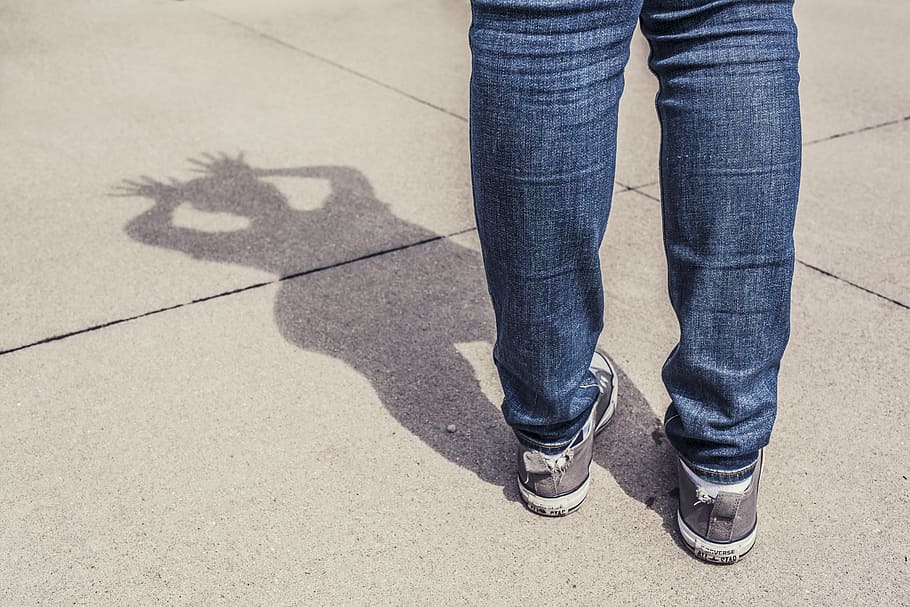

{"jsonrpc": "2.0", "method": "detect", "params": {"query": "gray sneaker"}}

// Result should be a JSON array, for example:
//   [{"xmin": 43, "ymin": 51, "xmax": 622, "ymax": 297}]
[
  {"xmin": 676, "ymin": 451, "xmax": 763, "ymax": 564},
  {"xmin": 517, "ymin": 351, "xmax": 618, "ymax": 517}
]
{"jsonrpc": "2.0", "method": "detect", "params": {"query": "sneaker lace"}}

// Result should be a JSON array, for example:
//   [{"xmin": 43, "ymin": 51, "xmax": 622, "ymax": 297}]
[
  {"xmin": 547, "ymin": 450, "xmax": 574, "ymax": 480},
  {"xmin": 693, "ymin": 487, "xmax": 716, "ymax": 506}
]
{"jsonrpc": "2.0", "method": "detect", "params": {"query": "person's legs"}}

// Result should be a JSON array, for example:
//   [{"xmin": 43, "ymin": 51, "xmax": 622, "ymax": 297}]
[
  {"xmin": 639, "ymin": 0, "xmax": 801, "ymax": 562},
  {"xmin": 469, "ymin": 0, "xmax": 640, "ymax": 452},
  {"xmin": 639, "ymin": 0, "xmax": 802, "ymax": 483}
]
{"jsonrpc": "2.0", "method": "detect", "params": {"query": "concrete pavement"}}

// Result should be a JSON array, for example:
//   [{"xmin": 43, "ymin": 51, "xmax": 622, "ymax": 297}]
[{"xmin": 1, "ymin": 0, "xmax": 908, "ymax": 604}]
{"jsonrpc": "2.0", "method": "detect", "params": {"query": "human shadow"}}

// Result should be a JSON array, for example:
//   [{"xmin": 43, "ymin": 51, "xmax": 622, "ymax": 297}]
[{"xmin": 115, "ymin": 153, "xmax": 677, "ymax": 521}]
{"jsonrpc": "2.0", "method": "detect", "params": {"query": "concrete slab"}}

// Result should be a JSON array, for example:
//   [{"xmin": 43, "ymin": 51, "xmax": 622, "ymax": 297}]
[
  {"xmin": 795, "ymin": 0, "xmax": 910, "ymax": 143},
  {"xmin": 0, "ymin": 0, "xmax": 472, "ymax": 351},
  {"xmin": 795, "ymin": 120, "xmax": 910, "ymax": 306},
  {"xmin": 191, "ymin": 0, "xmax": 473, "ymax": 120},
  {"xmin": 600, "ymin": 190, "xmax": 676, "ymax": 411},
  {"xmin": 3, "ymin": 192, "xmax": 907, "ymax": 604}
]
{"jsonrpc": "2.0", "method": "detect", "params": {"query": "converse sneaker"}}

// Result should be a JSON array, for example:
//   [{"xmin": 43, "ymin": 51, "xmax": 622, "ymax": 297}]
[
  {"xmin": 676, "ymin": 450, "xmax": 763, "ymax": 564},
  {"xmin": 517, "ymin": 350, "xmax": 618, "ymax": 516}
]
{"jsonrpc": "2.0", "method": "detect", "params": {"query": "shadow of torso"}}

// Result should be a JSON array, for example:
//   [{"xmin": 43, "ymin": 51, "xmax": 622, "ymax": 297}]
[{"xmin": 119, "ymin": 157, "xmax": 514, "ymax": 490}]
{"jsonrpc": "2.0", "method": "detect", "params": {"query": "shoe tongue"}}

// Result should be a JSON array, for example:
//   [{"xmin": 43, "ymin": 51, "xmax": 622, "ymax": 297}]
[{"xmin": 573, "ymin": 415, "xmax": 595, "ymax": 446}]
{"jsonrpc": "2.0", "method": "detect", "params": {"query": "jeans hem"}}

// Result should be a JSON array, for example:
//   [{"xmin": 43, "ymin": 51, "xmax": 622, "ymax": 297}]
[
  {"xmin": 664, "ymin": 412, "xmax": 764, "ymax": 483},
  {"xmin": 679, "ymin": 454, "xmax": 759, "ymax": 484},
  {"xmin": 513, "ymin": 428, "xmax": 575, "ymax": 453}
]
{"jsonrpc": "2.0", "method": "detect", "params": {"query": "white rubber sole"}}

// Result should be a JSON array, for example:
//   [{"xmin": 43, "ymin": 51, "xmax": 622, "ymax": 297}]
[
  {"xmin": 677, "ymin": 510, "xmax": 757, "ymax": 564},
  {"xmin": 519, "ymin": 476, "xmax": 590, "ymax": 517}
]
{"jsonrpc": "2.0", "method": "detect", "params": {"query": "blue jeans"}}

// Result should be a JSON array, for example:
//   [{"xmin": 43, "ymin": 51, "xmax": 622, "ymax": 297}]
[{"xmin": 469, "ymin": 0, "xmax": 801, "ymax": 482}]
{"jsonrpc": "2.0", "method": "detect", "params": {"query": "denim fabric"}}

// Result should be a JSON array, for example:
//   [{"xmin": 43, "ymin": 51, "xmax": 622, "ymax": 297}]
[{"xmin": 469, "ymin": 0, "xmax": 801, "ymax": 482}]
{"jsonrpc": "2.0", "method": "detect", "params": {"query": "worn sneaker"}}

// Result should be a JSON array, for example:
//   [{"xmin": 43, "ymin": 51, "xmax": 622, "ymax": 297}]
[
  {"xmin": 517, "ymin": 350, "xmax": 618, "ymax": 517},
  {"xmin": 676, "ymin": 451, "xmax": 763, "ymax": 564}
]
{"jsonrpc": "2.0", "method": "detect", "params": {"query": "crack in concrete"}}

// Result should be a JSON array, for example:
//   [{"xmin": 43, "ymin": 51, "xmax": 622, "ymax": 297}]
[
  {"xmin": 0, "ymin": 227, "xmax": 476, "ymax": 357},
  {"xmin": 796, "ymin": 260, "xmax": 909, "ymax": 310},
  {"xmin": 625, "ymin": 179, "xmax": 659, "ymax": 190},
  {"xmin": 803, "ymin": 115, "xmax": 910, "ymax": 146},
  {"xmin": 624, "ymin": 185, "xmax": 660, "ymax": 202},
  {"xmin": 616, "ymin": 180, "xmax": 661, "ymax": 201}
]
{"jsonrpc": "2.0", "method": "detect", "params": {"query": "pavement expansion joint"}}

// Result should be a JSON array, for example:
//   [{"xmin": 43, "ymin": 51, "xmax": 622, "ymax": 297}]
[
  {"xmin": 624, "ymin": 185, "xmax": 660, "ymax": 202},
  {"xmin": 795, "ymin": 260, "xmax": 909, "ymax": 311},
  {"xmin": 0, "ymin": 227, "xmax": 477, "ymax": 358},
  {"xmin": 621, "ymin": 179, "xmax": 660, "ymax": 190},
  {"xmin": 803, "ymin": 114, "xmax": 910, "ymax": 146},
  {"xmin": 193, "ymin": 5, "xmax": 468, "ymax": 123}
]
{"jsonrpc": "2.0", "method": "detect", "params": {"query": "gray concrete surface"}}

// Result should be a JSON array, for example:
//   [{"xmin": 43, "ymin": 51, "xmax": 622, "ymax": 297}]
[{"xmin": 1, "ymin": 0, "xmax": 908, "ymax": 604}]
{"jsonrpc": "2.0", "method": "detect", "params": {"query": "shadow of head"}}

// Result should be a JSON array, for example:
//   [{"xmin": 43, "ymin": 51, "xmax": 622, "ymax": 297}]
[{"xmin": 114, "ymin": 152, "xmax": 401, "ymax": 276}]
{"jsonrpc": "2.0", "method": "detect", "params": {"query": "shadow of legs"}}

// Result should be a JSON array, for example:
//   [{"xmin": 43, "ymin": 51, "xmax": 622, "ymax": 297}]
[{"xmin": 594, "ymin": 364, "xmax": 679, "ymax": 535}]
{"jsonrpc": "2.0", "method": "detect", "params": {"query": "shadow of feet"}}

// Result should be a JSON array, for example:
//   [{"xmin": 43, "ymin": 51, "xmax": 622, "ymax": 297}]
[{"xmin": 595, "ymin": 365, "xmax": 680, "ymax": 537}]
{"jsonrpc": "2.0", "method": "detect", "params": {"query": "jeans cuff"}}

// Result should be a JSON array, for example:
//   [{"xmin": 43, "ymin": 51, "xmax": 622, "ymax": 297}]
[
  {"xmin": 512, "ymin": 428, "xmax": 575, "ymax": 455},
  {"xmin": 680, "ymin": 455, "xmax": 760, "ymax": 484}
]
